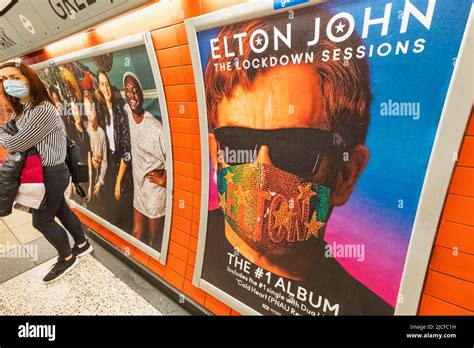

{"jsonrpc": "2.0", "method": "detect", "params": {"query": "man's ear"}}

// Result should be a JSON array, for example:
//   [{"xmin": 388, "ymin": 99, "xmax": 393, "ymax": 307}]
[
  {"xmin": 209, "ymin": 133, "xmax": 219, "ymax": 171},
  {"xmin": 330, "ymin": 145, "xmax": 369, "ymax": 206}
]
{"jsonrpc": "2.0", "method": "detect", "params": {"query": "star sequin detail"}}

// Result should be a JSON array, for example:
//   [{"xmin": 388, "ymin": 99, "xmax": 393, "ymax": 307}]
[
  {"xmin": 224, "ymin": 170, "xmax": 234, "ymax": 184},
  {"xmin": 272, "ymin": 202, "xmax": 296, "ymax": 232},
  {"xmin": 304, "ymin": 213, "xmax": 325, "ymax": 240},
  {"xmin": 297, "ymin": 183, "xmax": 317, "ymax": 202}
]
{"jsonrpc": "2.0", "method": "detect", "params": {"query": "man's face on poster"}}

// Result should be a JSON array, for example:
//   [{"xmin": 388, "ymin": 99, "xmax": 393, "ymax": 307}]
[
  {"xmin": 208, "ymin": 64, "xmax": 369, "ymax": 277},
  {"xmin": 124, "ymin": 76, "xmax": 144, "ymax": 114},
  {"xmin": 211, "ymin": 64, "xmax": 369, "ymax": 207}
]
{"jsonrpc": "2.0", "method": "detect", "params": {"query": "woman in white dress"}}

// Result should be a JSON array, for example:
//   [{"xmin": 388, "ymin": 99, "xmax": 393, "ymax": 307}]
[{"xmin": 123, "ymin": 72, "xmax": 166, "ymax": 251}]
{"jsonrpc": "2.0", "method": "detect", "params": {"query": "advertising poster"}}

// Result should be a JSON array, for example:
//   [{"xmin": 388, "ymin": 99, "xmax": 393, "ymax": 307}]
[
  {"xmin": 189, "ymin": 0, "xmax": 472, "ymax": 315},
  {"xmin": 32, "ymin": 34, "xmax": 173, "ymax": 262}
]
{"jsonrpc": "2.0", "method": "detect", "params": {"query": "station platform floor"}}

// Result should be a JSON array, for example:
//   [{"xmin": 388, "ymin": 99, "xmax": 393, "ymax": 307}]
[{"xmin": 0, "ymin": 210, "xmax": 189, "ymax": 316}]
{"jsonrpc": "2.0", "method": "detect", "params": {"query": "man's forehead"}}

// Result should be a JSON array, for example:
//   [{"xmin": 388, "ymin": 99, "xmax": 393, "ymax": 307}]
[
  {"xmin": 216, "ymin": 64, "xmax": 326, "ymax": 130},
  {"xmin": 125, "ymin": 76, "xmax": 140, "ymax": 87}
]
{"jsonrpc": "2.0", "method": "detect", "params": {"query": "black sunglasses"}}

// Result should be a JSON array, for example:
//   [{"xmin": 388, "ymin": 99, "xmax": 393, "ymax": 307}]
[{"xmin": 213, "ymin": 126, "xmax": 347, "ymax": 178}]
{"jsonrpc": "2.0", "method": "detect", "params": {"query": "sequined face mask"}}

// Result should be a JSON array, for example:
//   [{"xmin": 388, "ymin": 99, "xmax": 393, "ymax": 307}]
[{"xmin": 217, "ymin": 162, "xmax": 331, "ymax": 258}]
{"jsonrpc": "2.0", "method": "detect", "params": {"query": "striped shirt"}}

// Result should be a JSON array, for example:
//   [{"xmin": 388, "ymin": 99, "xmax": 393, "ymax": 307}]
[{"xmin": 0, "ymin": 100, "xmax": 67, "ymax": 166}]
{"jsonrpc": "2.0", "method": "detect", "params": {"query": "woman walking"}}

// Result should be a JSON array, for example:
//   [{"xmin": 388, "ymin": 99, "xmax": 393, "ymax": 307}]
[{"xmin": 0, "ymin": 61, "xmax": 93, "ymax": 283}]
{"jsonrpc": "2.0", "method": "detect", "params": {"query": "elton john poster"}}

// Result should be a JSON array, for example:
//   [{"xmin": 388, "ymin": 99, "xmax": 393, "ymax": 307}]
[{"xmin": 187, "ymin": 0, "xmax": 472, "ymax": 315}]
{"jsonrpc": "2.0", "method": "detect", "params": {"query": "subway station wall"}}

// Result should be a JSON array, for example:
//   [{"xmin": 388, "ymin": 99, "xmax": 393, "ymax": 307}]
[
  {"xmin": 1, "ymin": 0, "xmax": 472, "ymax": 316},
  {"xmin": 418, "ymin": 108, "xmax": 474, "ymax": 315}
]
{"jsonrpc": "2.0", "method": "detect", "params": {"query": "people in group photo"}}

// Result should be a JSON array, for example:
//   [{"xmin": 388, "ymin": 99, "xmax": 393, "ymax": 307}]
[{"xmin": 37, "ymin": 55, "xmax": 168, "ymax": 253}]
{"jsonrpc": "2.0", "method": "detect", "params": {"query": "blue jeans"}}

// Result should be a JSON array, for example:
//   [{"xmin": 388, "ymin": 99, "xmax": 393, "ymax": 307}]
[{"xmin": 32, "ymin": 163, "xmax": 86, "ymax": 258}]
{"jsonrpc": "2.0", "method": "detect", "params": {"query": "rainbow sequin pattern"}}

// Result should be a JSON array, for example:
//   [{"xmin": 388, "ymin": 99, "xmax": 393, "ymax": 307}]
[{"xmin": 217, "ymin": 163, "xmax": 330, "ymax": 255}]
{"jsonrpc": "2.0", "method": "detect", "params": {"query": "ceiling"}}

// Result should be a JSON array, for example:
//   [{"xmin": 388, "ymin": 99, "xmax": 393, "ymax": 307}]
[{"xmin": 0, "ymin": 0, "xmax": 150, "ymax": 62}]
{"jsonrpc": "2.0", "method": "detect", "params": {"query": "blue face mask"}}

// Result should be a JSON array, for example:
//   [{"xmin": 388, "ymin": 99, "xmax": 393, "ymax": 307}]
[{"xmin": 3, "ymin": 80, "xmax": 30, "ymax": 98}]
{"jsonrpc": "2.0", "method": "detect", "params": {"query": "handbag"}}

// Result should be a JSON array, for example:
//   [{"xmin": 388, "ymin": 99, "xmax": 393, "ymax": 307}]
[
  {"xmin": 0, "ymin": 151, "xmax": 24, "ymax": 216},
  {"xmin": 0, "ymin": 121, "xmax": 27, "ymax": 216},
  {"xmin": 65, "ymin": 138, "xmax": 88, "ymax": 198},
  {"xmin": 0, "ymin": 120, "xmax": 46, "ymax": 213},
  {"xmin": 15, "ymin": 147, "xmax": 46, "ymax": 210}
]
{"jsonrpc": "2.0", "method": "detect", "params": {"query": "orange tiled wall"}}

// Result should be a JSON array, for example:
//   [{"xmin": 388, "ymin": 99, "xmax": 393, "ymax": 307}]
[
  {"xmin": 12, "ymin": 0, "xmax": 473, "ymax": 316},
  {"xmin": 418, "ymin": 108, "xmax": 474, "ymax": 316}
]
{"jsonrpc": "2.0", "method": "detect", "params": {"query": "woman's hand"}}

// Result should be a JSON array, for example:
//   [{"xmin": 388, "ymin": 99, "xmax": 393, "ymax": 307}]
[
  {"xmin": 146, "ymin": 170, "xmax": 166, "ymax": 187},
  {"xmin": 93, "ymin": 181, "xmax": 102, "ymax": 197},
  {"xmin": 114, "ymin": 180, "xmax": 122, "ymax": 200},
  {"xmin": 68, "ymin": 183, "xmax": 75, "ymax": 198},
  {"xmin": 92, "ymin": 154, "xmax": 102, "ymax": 169},
  {"xmin": 87, "ymin": 185, "xmax": 92, "ymax": 202}
]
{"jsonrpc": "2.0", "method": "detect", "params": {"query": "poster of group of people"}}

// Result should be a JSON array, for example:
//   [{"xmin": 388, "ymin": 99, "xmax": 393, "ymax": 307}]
[
  {"xmin": 189, "ymin": 0, "xmax": 472, "ymax": 315},
  {"xmin": 33, "ymin": 35, "xmax": 172, "ymax": 258}
]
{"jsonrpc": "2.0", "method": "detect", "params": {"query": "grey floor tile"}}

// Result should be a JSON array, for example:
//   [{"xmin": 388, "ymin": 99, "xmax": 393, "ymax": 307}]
[
  {"xmin": 0, "ymin": 225, "xmax": 22, "ymax": 251},
  {"xmin": 6, "ymin": 216, "xmax": 74, "ymax": 246},
  {"xmin": 0, "ymin": 253, "xmax": 37, "ymax": 283},
  {"xmin": 0, "ymin": 220, "xmax": 9, "ymax": 233},
  {"xmin": 1, "ymin": 210, "xmax": 32, "ymax": 229},
  {"xmin": 9, "ymin": 223, "xmax": 42, "ymax": 245},
  {"xmin": 23, "ymin": 237, "xmax": 58, "ymax": 265}
]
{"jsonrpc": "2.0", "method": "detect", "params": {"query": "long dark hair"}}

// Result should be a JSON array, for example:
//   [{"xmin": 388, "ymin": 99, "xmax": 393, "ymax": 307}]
[
  {"xmin": 96, "ymin": 69, "xmax": 127, "ymax": 127},
  {"xmin": 48, "ymin": 85, "xmax": 60, "ymax": 101},
  {"xmin": 96, "ymin": 69, "xmax": 112, "ymax": 126},
  {"xmin": 0, "ymin": 61, "xmax": 53, "ymax": 116},
  {"xmin": 83, "ymin": 90, "xmax": 100, "ymax": 131}
]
